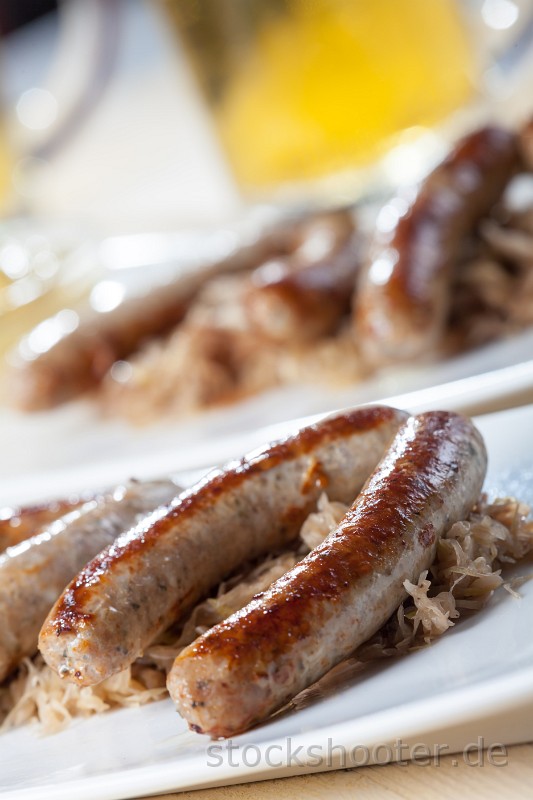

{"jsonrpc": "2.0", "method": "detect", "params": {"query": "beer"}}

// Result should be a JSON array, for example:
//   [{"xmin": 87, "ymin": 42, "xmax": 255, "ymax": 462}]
[{"xmin": 166, "ymin": 0, "xmax": 474, "ymax": 193}]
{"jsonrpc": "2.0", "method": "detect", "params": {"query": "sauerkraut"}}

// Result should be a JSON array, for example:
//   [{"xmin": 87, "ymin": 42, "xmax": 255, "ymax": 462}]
[{"xmin": 1, "ymin": 494, "xmax": 532, "ymax": 734}]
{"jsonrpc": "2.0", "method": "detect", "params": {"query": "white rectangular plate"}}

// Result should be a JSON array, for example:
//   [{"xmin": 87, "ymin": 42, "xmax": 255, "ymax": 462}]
[
  {"xmin": 2, "ymin": 404, "xmax": 533, "ymax": 799},
  {"xmin": 2, "ymin": 325, "xmax": 533, "ymax": 496}
]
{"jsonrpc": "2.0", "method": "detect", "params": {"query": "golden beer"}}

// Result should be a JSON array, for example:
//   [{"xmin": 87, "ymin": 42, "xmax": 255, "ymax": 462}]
[{"xmin": 166, "ymin": 0, "xmax": 474, "ymax": 192}]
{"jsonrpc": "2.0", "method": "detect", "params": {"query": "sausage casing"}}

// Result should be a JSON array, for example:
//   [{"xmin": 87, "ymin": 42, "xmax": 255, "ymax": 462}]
[
  {"xmin": 0, "ymin": 496, "xmax": 89, "ymax": 554},
  {"xmin": 245, "ymin": 210, "xmax": 360, "ymax": 341},
  {"xmin": 38, "ymin": 406, "xmax": 408, "ymax": 686},
  {"xmin": 354, "ymin": 126, "xmax": 518, "ymax": 364},
  {"xmin": 10, "ymin": 220, "xmax": 302, "ymax": 411},
  {"xmin": 0, "ymin": 479, "xmax": 179, "ymax": 682},
  {"xmin": 168, "ymin": 411, "xmax": 487, "ymax": 737}
]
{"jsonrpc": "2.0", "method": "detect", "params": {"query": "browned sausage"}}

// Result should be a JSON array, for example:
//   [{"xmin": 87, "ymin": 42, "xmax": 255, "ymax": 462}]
[
  {"xmin": 519, "ymin": 116, "xmax": 533, "ymax": 171},
  {"xmin": 39, "ymin": 406, "xmax": 408, "ymax": 686},
  {"xmin": 245, "ymin": 210, "xmax": 360, "ymax": 341},
  {"xmin": 9, "ymin": 220, "xmax": 305, "ymax": 411},
  {"xmin": 0, "ymin": 496, "xmax": 89, "ymax": 553},
  {"xmin": 168, "ymin": 411, "xmax": 487, "ymax": 737},
  {"xmin": 0, "ymin": 479, "xmax": 180, "ymax": 682},
  {"xmin": 354, "ymin": 126, "xmax": 519, "ymax": 364}
]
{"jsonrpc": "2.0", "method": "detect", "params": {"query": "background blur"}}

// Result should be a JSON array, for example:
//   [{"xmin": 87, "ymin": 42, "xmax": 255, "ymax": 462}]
[
  {"xmin": 2, "ymin": 0, "xmax": 533, "ymax": 484},
  {"xmin": 2, "ymin": 0, "xmax": 533, "ymax": 233},
  {"xmin": 0, "ymin": 0, "xmax": 243, "ymax": 231}
]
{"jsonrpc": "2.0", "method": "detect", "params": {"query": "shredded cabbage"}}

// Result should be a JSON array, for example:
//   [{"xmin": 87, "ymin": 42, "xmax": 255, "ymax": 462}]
[{"xmin": 2, "ymin": 494, "xmax": 532, "ymax": 734}]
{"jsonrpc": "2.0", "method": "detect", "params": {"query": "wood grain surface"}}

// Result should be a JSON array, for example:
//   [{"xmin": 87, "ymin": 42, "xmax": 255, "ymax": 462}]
[{"xmin": 141, "ymin": 742, "xmax": 533, "ymax": 800}]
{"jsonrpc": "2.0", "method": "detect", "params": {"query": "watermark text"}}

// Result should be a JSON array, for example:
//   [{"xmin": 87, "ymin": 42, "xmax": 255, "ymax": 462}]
[{"xmin": 206, "ymin": 736, "xmax": 508, "ymax": 769}]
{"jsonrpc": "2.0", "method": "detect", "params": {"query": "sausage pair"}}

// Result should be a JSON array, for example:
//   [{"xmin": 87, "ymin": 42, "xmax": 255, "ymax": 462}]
[{"xmin": 37, "ymin": 406, "xmax": 486, "ymax": 737}]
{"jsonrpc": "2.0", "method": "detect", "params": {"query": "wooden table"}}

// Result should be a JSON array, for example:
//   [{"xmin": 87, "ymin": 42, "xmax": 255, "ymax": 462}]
[{"xmin": 142, "ymin": 742, "xmax": 533, "ymax": 799}]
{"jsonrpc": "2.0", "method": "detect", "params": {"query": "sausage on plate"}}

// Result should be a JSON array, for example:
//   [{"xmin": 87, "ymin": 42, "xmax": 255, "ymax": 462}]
[
  {"xmin": 354, "ymin": 126, "xmax": 518, "ymax": 364},
  {"xmin": 519, "ymin": 116, "xmax": 533, "ymax": 170},
  {"xmin": 10, "ymin": 221, "xmax": 302, "ymax": 411},
  {"xmin": 0, "ymin": 496, "xmax": 89, "ymax": 554},
  {"xmin": 39, "ymin": 406, "xmax": 408, "ymax": 686},
  {"xmin": 0, "ymin": 479, "xmax": 180, "ymax": 682},
  {"xmin": 168, "ymin": 410, "xmax": 487, "ymax": 737},
  {"xmin": 244, "ymin": 210, "xmax": 360, "ymax": 341}
]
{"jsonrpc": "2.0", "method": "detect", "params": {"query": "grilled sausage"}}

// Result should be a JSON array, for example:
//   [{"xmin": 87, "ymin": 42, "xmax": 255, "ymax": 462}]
[
  {"xmin": 245, "ymin": 210, "xmax": 360, "ymax": 341},
  {"xmin": 9, "ymin": 221, "xmax": 303, "ymax": 412},
  {"xmin": 354, "ymin": 126, "xmax": 519, "ymax": 364},
  {"xmin": 38, "ymin": 406, "xmax": 408, "ymax": 686},
  {"xmin": 0, "ymin": 479, "xmax": 180, "ymax": 682},
  {"xmin": 168, "ymin": 411, "xmax": 487, "ymax": 738},
  {"xmin": 519, "ymin": 116, "xmax": 533, "ymax": 171},
  {"xmin": 0, "ymin": 496, "xmax": 90, "ymax": 553}
]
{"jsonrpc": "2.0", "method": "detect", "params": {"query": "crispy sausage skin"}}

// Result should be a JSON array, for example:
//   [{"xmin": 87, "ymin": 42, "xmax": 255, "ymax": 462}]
[
  {"xmin": 519, "ymin": 116, "xmax": 533, "ymax": 171},
  {"xmin": 9, "ymin": 221, "xmax": 302, "ymax": 412},
  {"xmin": 168, "ymin": 411, "xmax": 487, "ymax": 738},
  {"xmin": 0, "ymin": 480, "xmax": 179, "ymax": 682},
  {"xmin": 244, "ymin": 210, "xmax": 360, "ymax": 342},
  {"xmin": 39, "ymin": 406, "xmax": 408, "ymax": 686},
  {"xmin": 0, "ymin": 496, "xmax": 89, "ymax": 553},
  {"xmin": 354, "ymin": 126, "xmax": 519, "ymax": 364}
]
